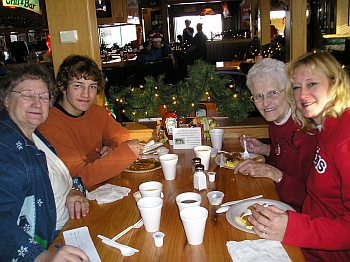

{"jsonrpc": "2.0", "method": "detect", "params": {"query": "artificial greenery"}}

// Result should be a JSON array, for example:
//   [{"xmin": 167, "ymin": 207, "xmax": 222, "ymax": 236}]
[
  {"xmin": 247, "ymin": 36, "xmax": 286, "ymax": 62},
  {"xmin": 108, "ymin": 60, "xmax": 255, "ymax": 122}
]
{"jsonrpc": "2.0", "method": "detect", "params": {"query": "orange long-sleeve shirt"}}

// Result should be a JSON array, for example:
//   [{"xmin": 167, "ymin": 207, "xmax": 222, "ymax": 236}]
[{"xmin": 38, "ymin": 104, "xmax": 137, "ymax": 189}]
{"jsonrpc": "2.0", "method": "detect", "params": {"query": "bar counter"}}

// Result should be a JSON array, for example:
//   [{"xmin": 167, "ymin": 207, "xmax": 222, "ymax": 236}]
[
  {"xmin": 48, "ymin": 139, "xmax": 305, "ymax": 261},
  {"xmin": 125, "ymin": 116, "xmax": 269, "ymax": 143}
]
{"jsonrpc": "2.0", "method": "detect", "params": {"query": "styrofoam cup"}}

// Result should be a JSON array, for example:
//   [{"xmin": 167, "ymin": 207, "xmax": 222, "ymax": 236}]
[
  {"xmin": 193, "ymin": 146, "xmax": 212, "ymax": 171},
  {"xmin": 137, "ymin": 197, "xmax": 163, "ymax": 232},
  {"xmin": 209, "ymin": 129, "xmax": 224, "ymax": 150},
  {"xmin": 180, "ymin": 206, "xmax": 208, "ymax": 245},
  {"xmin": 139, "ymin": 181, "xmax": 162, "ymax": 198},
  {"xmin": 176, "ymin": 192, "xmax": 202, "ymax": 212},
  {"xmin": 159, "ymin": 154, "xmax": 178, "ymax": 180}
]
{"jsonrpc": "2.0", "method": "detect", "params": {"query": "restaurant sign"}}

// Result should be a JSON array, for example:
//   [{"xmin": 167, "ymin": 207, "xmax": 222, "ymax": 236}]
[{"xmin": 2, "ymin": 0, "xmax": 41, "ymax": 15}]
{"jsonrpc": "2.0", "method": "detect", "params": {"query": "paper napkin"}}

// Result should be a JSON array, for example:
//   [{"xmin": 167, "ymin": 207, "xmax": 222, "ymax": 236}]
[
  {"xmin": 227, "ymin": 239, "xmax": 292, "ymax": 262},
  {"xmin": 86, "ymin": 184, "xmax": 131, "ymax": 204}
]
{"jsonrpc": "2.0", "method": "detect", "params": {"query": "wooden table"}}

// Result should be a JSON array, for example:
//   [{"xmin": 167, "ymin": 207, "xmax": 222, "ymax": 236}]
[{"xmin": 49, "ymin": 140, "xmax": 305, "ymax": 262}]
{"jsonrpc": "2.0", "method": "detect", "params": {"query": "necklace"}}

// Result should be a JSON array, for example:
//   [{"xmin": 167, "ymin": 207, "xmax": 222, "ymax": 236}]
[{"xmin": 273, "ymin": 109, "xmax": 291, "ymax": 156}]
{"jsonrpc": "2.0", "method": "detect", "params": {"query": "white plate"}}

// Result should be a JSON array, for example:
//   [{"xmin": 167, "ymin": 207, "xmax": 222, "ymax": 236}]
[
  {"xmin": 124, "ymin": 159, "xmax": 161, "ymax": 173},
  {"xmin": 215, "ymin": 153, "xmax": 265, "ymax": 170},
  {"xmin": 226, "ymin": 199, "xmax": 295, "ymax": 234}
]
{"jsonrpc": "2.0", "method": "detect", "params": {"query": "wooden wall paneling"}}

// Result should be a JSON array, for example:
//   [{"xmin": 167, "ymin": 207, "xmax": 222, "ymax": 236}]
[
  {"xmin": 45, "ymin": 0, "xmax": 104, "ymax": 105},
  {"xmin": 260, "ymin": 0, "xmax": 271, "ymax": 46},
  {"xmin": 206, "ymin": 40, "xmax": 251, "ymax": 62},
  {"xmin": 290, "ymin": 0, "xmax": 307, "ymax": 60}
]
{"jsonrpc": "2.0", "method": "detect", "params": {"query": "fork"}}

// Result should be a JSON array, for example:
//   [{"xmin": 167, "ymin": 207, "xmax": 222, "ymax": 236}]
[
  {"xmin": 111, "ymin": 219, "xmax": 143, "ymax": 241},
  {"xmin": 242, "ymin": 135, "xmax": 249, "ymax": 160}
]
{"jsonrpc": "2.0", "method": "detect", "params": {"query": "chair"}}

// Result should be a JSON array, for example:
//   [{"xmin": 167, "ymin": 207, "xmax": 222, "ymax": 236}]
[
  {"xmin": 237, "ymin": 48, "xmax": 247, "ymax": 61},
  {"xmin": 239, "ymin": 62, "xmax": 254, "ymax": 74},
  {"xmin": 102, "ymin": 65, "xmax": 125, "ymax": 99}
]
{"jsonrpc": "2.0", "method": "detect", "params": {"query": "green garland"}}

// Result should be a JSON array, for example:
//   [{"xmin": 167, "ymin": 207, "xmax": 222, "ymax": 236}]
[{"xmin": 109, "ymin": 60, "xmax": 255, "ymax": 122}]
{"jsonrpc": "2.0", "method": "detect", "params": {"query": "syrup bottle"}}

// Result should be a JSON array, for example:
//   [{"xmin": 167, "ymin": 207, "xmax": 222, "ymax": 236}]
[{"xmin": 163, "ymin": 110, "xmax": 178, "ymax": 145}]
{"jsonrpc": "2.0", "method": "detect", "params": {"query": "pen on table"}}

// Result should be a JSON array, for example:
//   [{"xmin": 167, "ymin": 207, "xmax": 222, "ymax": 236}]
[{"xmin": 55, "ymin": 243, "xmax": 87, "ymax": 262}]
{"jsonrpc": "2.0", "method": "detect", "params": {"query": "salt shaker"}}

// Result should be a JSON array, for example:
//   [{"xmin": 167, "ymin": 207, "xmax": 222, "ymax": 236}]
[
  {"xmin": 194, "ymin": 164, "xmax": 207, "ymax": 191},
  {"xmin": 192, "ymin": 158, "xmax": 201, "ymax": 175}
]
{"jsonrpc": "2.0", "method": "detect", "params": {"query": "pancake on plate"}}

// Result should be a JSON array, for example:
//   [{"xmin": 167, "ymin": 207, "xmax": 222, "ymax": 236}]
[
  {"xmin": 224, "ymin": 152, "xmax": 263, "ymax": 168},
  {"xmin": 234, "ymin": 205, "xmax": 255, "ymax": 229},
  {"xmin": 127, "ymin": 158, "xmax": 160, "ymax": 171}
]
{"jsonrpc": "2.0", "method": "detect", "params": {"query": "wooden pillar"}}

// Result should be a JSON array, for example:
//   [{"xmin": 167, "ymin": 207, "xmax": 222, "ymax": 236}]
[
  {"xmin": 161, "ymin": 3, "xmax": 169, "ymax": 44},
  {"xmin": 285, "ymin": 0, "xmax": 307, "ymax": 62},
  {"xmin": 45, "ymin": 0, "xmax": 104, "ymax": 105},
  {"xmin": 259, "ymin": 0, "xmax": 271, "ymax": 46}
]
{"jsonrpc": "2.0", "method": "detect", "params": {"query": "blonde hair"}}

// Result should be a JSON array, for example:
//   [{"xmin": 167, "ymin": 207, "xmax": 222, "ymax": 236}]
[{"xmin": 286, "ymin": 50, "xmax": 350, "ymax": 129}]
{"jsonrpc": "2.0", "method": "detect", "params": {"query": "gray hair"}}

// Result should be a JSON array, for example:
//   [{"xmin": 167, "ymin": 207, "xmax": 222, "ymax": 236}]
[
  {"xmin": 246, "ymin": 58, "xmax": 287, "ymax": 91},
  {"xmin": 0, "ymin": 63, "xmax": 57, "ymax": 110}
]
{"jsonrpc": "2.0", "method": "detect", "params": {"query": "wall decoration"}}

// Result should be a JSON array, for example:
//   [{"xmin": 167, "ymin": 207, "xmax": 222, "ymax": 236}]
[{"xmin": 184, "ymin": 5, "xmax": 197, "ymax": 13}]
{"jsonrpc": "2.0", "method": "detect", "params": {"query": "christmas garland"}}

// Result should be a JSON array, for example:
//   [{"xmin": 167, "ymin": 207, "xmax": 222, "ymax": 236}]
[{"xmin": 108, "ymin": 60, "xmax": 255, "ymax": 122}]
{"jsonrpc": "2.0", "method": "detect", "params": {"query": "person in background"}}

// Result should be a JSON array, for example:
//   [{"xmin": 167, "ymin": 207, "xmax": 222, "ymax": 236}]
[
  {"xmin": 270, "ymin": 21, "xmax": 278, "ymax": 38},
  {"xmin": 187, "ymin": 23, "xmax": 208, "ymax": 61},
  {"xmin": 150, "ymin": 34, "xmax": 177, "ymax": 67},
  {"xmin": 233, "ymin": 58, "xmax": 317, "ymax": 212},
  {"xmin": 182, "ymin": 19, "xmax": 194, "ymax": 45},
  {"xmin": 38, "ymin": 55, "xmax": 144, "ymax": 190},
  {"xmin": 0, "ymin": 63, "xmax": 90, "ymax": 262},
  {"xmin": 250, "ymin": 51, "xmax": 350, "ymax": 261}
]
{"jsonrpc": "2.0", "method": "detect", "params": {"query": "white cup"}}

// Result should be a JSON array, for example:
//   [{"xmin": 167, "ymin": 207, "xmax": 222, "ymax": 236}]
[
  {"xmin": 137, "ymin": 197, "xmax": 163, "ymax": 232},
  {"xmin": 209, "ymin": 129, "xmax": 224, "ymax": 150},
  {"xmin": 180, "ymin": 206, "xmax": 208, "ymax": 245},
  {"xmin": 159, "ymin": 154, "xmax": 178, "ymax": 180},
  {"xmin": 207, "ymin": 172, "xmax": 216, "ymax": 182},
  {"xmin": 193, "ymin": 146, "xmax": 212, "ymax": 171},
  {"xmin": 176, "ymin": 192, "xmax": 202, "ymax": 212},
  {"xmin": 207, "ymin": 191, "xmax": 224, "ymax": 205},
  {"xmin": 152, "ymin": 232, "xmax": 165, "ymax": 247},
  {"xmin": 139, "ymin": 181, "xmax": 163, "ymax": 198}
]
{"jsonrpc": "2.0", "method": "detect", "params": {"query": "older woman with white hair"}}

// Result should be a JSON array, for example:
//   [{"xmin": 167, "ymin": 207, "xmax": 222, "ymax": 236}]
[
  {"xmin": 234, "ymin": 58, "xmax": 317, "ymax": 213},
  {"xmin": 0, "ymin": 63, "xmax": 90, "ymax": 262}
]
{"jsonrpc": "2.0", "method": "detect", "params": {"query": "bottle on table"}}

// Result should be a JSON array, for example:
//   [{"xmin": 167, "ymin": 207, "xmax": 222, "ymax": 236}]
[
  {"xmin": 194, "ymin": 164, "xmax": 207, "ymax": 191},
  {"xmin": 163, "ymin": 111, "xmax": 179, "ymax": 145}
]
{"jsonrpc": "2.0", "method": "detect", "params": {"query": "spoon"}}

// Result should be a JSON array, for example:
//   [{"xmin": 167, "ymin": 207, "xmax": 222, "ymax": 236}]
[{"xmin": 97, "ymin": 235, "xmax": 139, "ymax": 256}]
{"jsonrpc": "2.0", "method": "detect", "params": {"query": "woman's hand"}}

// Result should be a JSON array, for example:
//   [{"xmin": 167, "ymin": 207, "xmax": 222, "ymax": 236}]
[
  {"xmin": 233, "ymin": 160, "xmax": 283, "ymax": 183},
  {"xmin": 35, "ymin": 246, "xmax": 90, "ymax": 262},
  {"xmin": 96, "ymin": 146, "xmax": 113, "ymax": 158},
  {"xmin": 66, "ymin": 190, "xmax": 89, "ymax": 219},
  {"xmin": 248, "ymin": 204, "xmax": 288, "ymax": 241},
  {"xmin": 124, "ymin": 139, "xmax": 144, "ymax": 159},
  {"xmin": 239, "ymin": 135, "xmax": 270, "ymax": 156}
]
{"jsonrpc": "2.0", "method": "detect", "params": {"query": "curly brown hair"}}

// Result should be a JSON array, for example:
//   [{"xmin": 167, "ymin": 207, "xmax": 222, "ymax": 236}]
[
  {"xmin": 56, "ymin": 55, "xmax": 105, "ymax": 101},
  {"xmin": 0, "ymin": 63, "xmax": 56, "ymax": 111}
]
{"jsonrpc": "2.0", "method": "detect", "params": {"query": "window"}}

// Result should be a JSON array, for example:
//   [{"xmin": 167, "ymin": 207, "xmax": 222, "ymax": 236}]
[
  {"xmin": 174, "ymin": 15, "xmax": 222, "ymax": 40},
  {"xmin": 99, "ymin": 25, "xmax": 137, "ymax": 47}
]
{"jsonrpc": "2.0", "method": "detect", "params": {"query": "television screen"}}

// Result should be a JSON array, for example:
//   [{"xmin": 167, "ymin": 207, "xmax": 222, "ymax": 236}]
[
  {"xmin": 96, "ymin": 0, "xmax": 112, "ymax": 18},
  {"xmin": 6, "ymin": 41, "xmax": 30, "ymax": 63}
]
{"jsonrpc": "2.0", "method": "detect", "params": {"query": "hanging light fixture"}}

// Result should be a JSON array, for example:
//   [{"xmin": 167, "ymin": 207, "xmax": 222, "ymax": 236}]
[{"xmin": 200, "ymin": 8, "xmax": 215, "ymax": 16}]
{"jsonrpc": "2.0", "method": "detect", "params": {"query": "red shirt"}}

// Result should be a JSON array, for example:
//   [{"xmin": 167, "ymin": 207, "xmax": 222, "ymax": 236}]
[{"xmin": 283, "ymin": 110, "xmax": 350, "ymax": 261}]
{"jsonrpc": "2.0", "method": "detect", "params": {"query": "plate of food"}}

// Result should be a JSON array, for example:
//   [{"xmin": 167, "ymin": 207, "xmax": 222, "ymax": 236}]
[
  {"xmin": 125, "ymin": 158, "xmax": 161, "ymax": 173},
  {"xmin": 215, "ymin": 152, "xmax": 265, "ymax": 169},
  {"xmin": 226, "ymin": 199, "xmax": 295, "ymax": 234}
]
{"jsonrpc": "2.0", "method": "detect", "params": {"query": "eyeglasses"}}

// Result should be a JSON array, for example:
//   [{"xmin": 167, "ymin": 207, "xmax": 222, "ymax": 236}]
[
  {"xmin": 251, "ymin": 89, "xmax": 285, "ymax": 103},
  {"xmin": 11, "ymin": 90, "xmax": 51, "ymax": 103}
]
